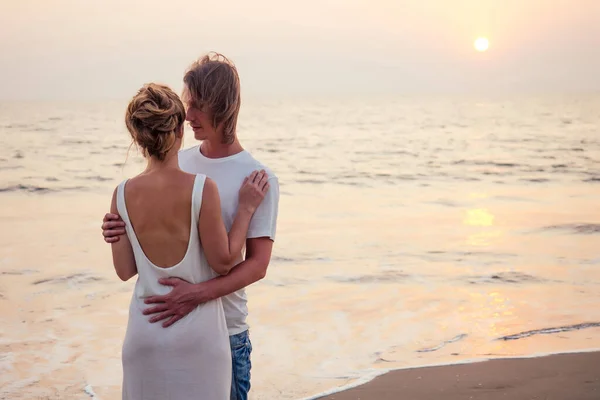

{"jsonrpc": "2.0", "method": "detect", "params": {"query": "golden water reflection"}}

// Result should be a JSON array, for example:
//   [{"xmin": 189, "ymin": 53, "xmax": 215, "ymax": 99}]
[
  {"xmin": 468, "ymin": 290, "xmax": 515, "ymax": 341},
  {"xmin": 463, "ymin": 208, "xmax": 503, "ymax": 247},
  {"xmin": 464, "ymin": 208, "xmax": 495, "ymax": 226}
]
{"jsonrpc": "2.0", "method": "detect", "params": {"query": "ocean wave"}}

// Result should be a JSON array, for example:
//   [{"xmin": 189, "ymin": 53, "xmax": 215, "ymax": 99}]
[
  {"xmin": 0, "ymin": 184, "xmax": 86, "ymax": 194},
  {"xmin": 483, "ymin": 171, "xmax": 513, "ymax": 176},
  {"xmin": 542, "ymin": 223, "xmax": 600, "ymax": 234},
  {"xmin": 520, "ymin": 167, "xmax": 546, "ymax": 173},
  {"xmin": 263, "ymin": 277, "xmax": 311, "ymax": 287},
  {"xmin": 496, "ymin": 322, "xmax": 600, "ymax": 341},
  {"xmin": 427, "ymin": 199, "xmax": 462, "ymax": 207},
  {"xmin": 0, "ymin": 184, "xmax": 52, "ymax": 193},
  {"xmin": 382, "ymin": 150, "xmax": 419, "ymax": 157},
  {"xmin": 1, "ymin": 269, "xmax": 39, "ymax": 275},
  {"xmin": 3, "ymin": 123, "xmax": 32, "ymax": 130},
  {"xmin": 60, "ymin": 139, "xmax": 93, "ymax": 145},
  {"xmin": 467, "ymin": 271, "xmax": 547, "ymax": 285},
  {"xmin": 103, "ymin": 145, "xmax": 122, "ymax": 150},
  {"xmin": 296, "ymin": 179, "xmax": 328, "ymax": 184},
  {"xmin": 453, "ymin": 160, "xmax": 521, "ymax": 167},
  {"xmin": 452, "ymin": 176, "xmax": 482, "ymax": 181},
  {"xmin": 0, "ymin": 165, "xmax": 24, "ymax": 171},
  {"xmin": 296, "ymin": 169, "xmax": 326, "ymax": 176},
  {"xmin": 76, "ymin": 175, "xmax": 112, "ymax": 182},
  {"xmin": 327, "ymin": 270, "xmax": 410, "ymax": 284},
  {"xmin": 519, "ymin": 178, "xmax": 550, "ymax": 183},
  {"xmin": 33, "ymin": 273, "xmax": 104, "ymax": 286},
  {"xmin": 272, "ymin": 255, "xmax": 332, "ymax": 263},
  {"xmin": 416, "ymin": 333, "xmax": 468, "ymax": 353}
]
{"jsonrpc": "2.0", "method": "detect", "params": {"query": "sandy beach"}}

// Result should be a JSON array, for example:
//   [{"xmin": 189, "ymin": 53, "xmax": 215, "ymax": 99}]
[{"xmin": 320, "ymin": 351, "xmax": 600, "ymax": 400}]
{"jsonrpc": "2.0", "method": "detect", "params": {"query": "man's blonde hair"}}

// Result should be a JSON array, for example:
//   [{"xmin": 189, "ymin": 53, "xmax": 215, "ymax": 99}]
[{"xmin": 183, "ymin": 53, "xmax": 241, "ymax": 144}]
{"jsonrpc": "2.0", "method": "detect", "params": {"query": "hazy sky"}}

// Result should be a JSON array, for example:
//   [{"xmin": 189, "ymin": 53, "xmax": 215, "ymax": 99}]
[{"xmin": 1, "ymin": 0, "xmax": 599, "ymax": 100}]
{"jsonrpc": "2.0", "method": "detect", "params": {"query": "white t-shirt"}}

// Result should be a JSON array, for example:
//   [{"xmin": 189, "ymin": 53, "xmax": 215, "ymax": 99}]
[{"xmin": 178, "ymin": 145, "xmax": 279, "ymax": 335}]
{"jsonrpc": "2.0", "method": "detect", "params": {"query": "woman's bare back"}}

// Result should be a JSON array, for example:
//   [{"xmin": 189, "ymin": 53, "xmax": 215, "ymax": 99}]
[{"xmin": 124, "ymin": 170, "xmax": 196, "ymax": 268}]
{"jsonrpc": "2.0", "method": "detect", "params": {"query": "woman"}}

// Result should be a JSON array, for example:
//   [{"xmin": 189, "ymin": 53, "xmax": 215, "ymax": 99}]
[{"xmin": 110, "ymin": 83, "xmax": 269, "ymax": 400}]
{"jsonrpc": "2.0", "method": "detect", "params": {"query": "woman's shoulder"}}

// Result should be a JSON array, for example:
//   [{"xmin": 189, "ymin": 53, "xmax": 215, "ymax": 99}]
[
  {"xmin": 111, "ymin": 178, "xmax": 129, "ymax": 199},
  {"xmin": 201, "ymin": 175, "xmax": 217, "ymax": 191},
  {"xmin": 122, "ymin": 172, "xmax": 199, "ymax": 196}
]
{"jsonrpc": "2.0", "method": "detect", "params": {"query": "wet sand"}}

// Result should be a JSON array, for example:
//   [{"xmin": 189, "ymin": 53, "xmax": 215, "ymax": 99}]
[{"xmin": 320, "ymin": 351, "xmax": 600, "ymax": 400}]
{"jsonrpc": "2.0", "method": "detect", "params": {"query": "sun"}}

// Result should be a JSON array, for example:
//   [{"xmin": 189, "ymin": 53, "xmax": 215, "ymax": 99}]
[{"xmin": 474, "ymin": 37, "xmax": 489, "ymax": 52}]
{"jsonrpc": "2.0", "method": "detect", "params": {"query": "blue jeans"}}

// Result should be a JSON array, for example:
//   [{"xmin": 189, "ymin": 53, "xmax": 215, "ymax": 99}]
[{"xmin": 229, "ymin": 330, "xmax": 252, "ymax": 400}]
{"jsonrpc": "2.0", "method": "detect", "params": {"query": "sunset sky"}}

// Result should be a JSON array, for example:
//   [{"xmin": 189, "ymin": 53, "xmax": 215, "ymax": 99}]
[{"xmin": 1, "ymin": 0, "xmax": 599, "ymax": 99}]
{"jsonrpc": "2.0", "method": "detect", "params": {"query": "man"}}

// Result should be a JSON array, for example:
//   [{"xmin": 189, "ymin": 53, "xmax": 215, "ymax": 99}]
[{"xmin": 101, "ymin": 53, "xmax": 279, "ymax": 400}]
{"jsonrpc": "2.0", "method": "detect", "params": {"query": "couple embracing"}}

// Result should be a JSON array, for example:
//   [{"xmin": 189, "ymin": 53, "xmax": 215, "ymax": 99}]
[{"xmin": 102, "ymin": 53, "xmax": 279, "ymax": 400}]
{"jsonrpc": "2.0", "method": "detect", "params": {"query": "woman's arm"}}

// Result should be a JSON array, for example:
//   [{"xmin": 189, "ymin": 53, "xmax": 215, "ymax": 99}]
[
  {"xmin": 110, "ymin": 187, "xmax": 137, "ymax": 281},
  {"xmin": 198, "ymin": 171, "xmax": 269, "ymax": 275}
]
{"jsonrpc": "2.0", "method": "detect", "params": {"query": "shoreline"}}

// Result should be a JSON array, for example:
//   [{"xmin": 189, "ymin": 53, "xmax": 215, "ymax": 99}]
[{"xmin": 305, "ymin": 349, "xmax": 600, "ymax": 400}]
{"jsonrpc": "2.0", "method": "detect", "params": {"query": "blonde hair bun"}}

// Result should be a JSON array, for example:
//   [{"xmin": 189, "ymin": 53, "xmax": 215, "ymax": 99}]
[{"xmin": 125, "ymin": 83, "xmax": 185, "ymax": 160}]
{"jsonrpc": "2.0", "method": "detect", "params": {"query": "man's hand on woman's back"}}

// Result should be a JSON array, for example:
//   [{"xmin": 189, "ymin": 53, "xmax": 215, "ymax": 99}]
[{"xmin": 102, "ymin": 213, "xmax": 126, "ymax": 243}]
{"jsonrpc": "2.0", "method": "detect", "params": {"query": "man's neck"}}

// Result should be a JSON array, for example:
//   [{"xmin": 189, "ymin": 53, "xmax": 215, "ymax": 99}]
[{"xmin": 200, "ymin": 139, "xmax": 244, "ymax": 159}]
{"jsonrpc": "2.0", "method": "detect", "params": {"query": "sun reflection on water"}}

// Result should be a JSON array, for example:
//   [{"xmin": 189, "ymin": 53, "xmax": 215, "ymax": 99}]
[{"xmin": 464, "ymin": 208, "xmax": 495, "ymax": 226}]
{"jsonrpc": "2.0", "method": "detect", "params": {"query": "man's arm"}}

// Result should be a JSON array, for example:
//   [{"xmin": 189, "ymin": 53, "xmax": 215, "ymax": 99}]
[
  {"xmin": 199, "ymin": 237, "xmax": 273, "ymax": 300},
  {"xmin": 143, "ymin": 175, "xmax": 279, "ymax": 328},
  {"xmin": 143, "ymin": 237, "xmax": 273, "ymax": 327}
]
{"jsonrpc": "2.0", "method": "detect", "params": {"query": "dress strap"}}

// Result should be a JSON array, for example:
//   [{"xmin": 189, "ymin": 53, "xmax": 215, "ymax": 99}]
[
  {"xmin": 191, "ymin": 174, "xmax": 207, "ymax": 223},
  {"xmin": 116, "ymin": 179, "xmax": 143, "ymax": 253}
]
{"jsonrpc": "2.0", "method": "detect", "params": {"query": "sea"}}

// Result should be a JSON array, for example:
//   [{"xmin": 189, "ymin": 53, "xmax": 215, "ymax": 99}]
[{"xmin": 1, "ymin": 94, "xmax": 599, "ymax": 399}]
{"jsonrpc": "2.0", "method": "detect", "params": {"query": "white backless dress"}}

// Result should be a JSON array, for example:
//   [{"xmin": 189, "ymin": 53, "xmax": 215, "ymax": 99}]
[{"xmin": 117, "ymin": 174, "xmax": 231, "ymax": 400}]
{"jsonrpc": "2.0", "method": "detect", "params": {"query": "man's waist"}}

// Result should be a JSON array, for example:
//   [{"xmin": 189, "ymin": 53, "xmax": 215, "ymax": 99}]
[{"xmin": 221, "ymin": 289, "xmax": 248, "ymax": 334}]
